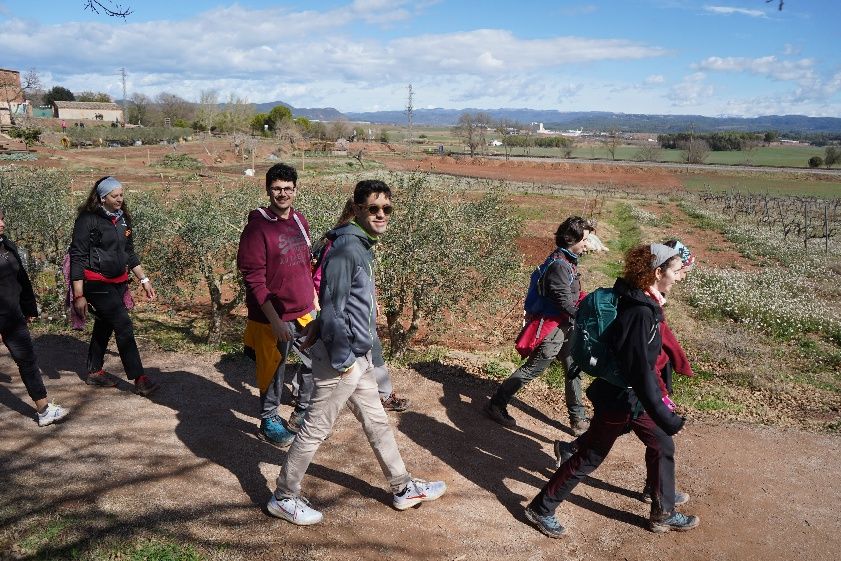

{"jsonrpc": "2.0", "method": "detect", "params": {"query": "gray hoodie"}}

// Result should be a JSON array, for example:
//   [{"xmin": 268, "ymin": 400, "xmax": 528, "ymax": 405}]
[{"xmin": 317, "ymin": 222, "xmax": 378, "ymax": 371}]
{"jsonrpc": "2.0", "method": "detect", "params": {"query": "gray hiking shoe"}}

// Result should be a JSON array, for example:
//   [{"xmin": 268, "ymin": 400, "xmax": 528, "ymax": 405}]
[
  {"xmin": 650, "ymin": 511, "xmax": 700, "ymax": 533},
  {"xmin": 553, "ymin": 439, "xmax": 577, "ymax": 469},
  {"xmin": 525, "ymin": 506, "xmax": 565, "ymax": 538},
  {"xmin": 570, "ymin": 417, "xmax": 590, "ymax": 436},
  {"xmin": 641, "ymin": 483, "xmax": 689, "ymax": 506}
]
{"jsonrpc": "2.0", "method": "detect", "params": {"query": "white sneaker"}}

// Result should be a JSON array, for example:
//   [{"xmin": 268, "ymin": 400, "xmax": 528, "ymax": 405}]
[
  {"xmin": 38, "ymin": 402, "xmax": 70, "ymax": 427},
  {"xmin": 393, "ymin": 478, "xmax": 447, "ymax": 510},
  {"xmin": 267, "ymin": 494, "xmax": 323, "ymax": 525}
]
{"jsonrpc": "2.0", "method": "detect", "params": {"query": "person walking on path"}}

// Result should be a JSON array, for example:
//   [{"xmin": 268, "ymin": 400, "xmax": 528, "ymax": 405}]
[
  {"xmin": 526, "ymin": 243, "xmax": 700, "ymax": 538},
  {"xmin": 554, "ymin": 239, "xmax": 698, "ymax": 508},
  {"xmin": 310, "ymin": 198, "xmax": 409, "ymax": 413},
  {"xmin": 238, "ymin": 163, "xmax": 317, "ymax": 446},
  {"xmin": 267, "ymin": 179, "xmax": 446, "ymax": 526},
  {"xmin": 0, "ymin": 209, "xmax": 70, "ymax": 426},
  {"xmin": 69, "ymin": 176, "xmax": 159, "ymax": 396},
  {"xmin": 486, "ymin": 216, "xmax": 593, "ymax": 435}
]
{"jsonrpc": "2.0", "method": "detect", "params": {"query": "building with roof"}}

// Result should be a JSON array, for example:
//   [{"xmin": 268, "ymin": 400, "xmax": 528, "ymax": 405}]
[
  {"xmin": 53, "ymin": 101, "xmax": 124, "ymax": 123},
  {"xmin": 0, "ymin": 68, "xmax": 29, "ymax": 126}
]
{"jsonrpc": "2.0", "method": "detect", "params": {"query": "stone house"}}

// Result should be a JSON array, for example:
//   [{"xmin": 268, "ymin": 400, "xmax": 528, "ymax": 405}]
[{"xmin": 53, "ymin": 101, "xmax": 124, "ymax": 123}]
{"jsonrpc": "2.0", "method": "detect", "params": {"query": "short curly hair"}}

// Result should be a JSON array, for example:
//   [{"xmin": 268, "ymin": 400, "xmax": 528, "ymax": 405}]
[
  {"xmin": 554, "ymin": 216, "xmax": 594, "ymax": 248},
  {"xmin": 622, "ymin": 244, "xmax": 681, "ymax": 290}
]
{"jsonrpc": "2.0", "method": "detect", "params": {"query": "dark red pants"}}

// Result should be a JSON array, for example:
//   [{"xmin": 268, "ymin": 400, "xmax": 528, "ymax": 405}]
[{"xmin": 529, "ymin": 406, "xmax": 676, "ymax": 517}]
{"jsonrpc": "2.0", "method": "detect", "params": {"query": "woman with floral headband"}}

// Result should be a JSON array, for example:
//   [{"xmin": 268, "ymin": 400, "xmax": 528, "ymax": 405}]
[{"xmin": 526, "ymin": 243, "xmax": 700, "ymax": 538}]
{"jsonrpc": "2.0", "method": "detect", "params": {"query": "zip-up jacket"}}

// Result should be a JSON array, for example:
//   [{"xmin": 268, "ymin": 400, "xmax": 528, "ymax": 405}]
[
  {"xmin": 539, "ymin": 248, "xmax": 581, "ymax": 318},
  {"xmin": 587, "ymin": 277, "xmax": 685, "ymax": 436},
  {"xmin": 237, "ymin": 207, "xmax": 314, "ymax": 322},
  {"xmin": 0, "ymin": 236, "xmax": 37, "ymax": 322},
  {"xmin": 317, "ymin": 222, "xmax": 377, "ymax": 371},
  {"xmin": 69, "ymin": 209, "xmax": 140, "ymax": 281}
]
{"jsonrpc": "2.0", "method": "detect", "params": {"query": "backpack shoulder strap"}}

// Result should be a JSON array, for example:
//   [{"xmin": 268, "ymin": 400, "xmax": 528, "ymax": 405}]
[{"xmin": 292, "ymin": 212, "xmax": 311, "ymax": 248}]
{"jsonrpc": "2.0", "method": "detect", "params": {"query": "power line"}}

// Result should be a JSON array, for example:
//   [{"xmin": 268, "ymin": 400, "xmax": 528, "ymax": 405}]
[
  {"xmin": 406, "ymin": 84, "xmax": 414, "ymax": 144},
  {"xmin": 119, "ymin": 67, "xmax": 127, "ymax": 122}
]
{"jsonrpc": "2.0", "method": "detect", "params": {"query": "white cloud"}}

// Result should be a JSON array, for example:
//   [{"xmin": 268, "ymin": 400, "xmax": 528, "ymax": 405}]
[
  {"xmin": 697, "ymin": 55, "xmax": 816, "ymax": 83},
  {"xmin": 0, "ymin": 6, "xmax": 668, "ymax": 110},
  {"xmin": 703, "ymin": 5, "xmax": 766, "ymax": 18},
  {"xmin": 667, "ymin": 72, "xmax": 714, "ymax": 107},
  {"xmin": 782, "ymin": 43, "xmax": 800, "ymax": 56},
  {"xmin": 644, "ymin": 74, "xmax": 665, "ymax": 85}
]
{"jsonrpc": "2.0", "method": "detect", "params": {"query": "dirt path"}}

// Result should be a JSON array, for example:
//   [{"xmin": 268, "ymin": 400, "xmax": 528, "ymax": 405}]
[{"xmin": 1, "ymin": 336, "xmax": 839, "ymax": 561}]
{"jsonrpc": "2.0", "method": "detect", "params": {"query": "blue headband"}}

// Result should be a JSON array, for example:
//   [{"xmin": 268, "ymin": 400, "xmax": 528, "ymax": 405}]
[{"xmin": 96, "ymin": 177, "xmax": 122, "ymax": 199}]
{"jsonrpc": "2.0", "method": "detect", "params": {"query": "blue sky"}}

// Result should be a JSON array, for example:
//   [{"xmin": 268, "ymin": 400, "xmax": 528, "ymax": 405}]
[{"xmin": 1, "ymin": 0, "xmax": 838, "ymax": 117}]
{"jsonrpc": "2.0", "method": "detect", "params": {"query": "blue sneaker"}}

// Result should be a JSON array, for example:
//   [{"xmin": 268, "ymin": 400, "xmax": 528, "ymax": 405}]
[
  {"xmin": 650, "ymin": 511, "xmax": 700, "ymax": 533},
  {"xmin": 258, "ymin": 415, "xmax": 295, "ymax": 447},
  {"xmin": 525, "ymin": 507, "xmax": 565, "ymax": 538}
]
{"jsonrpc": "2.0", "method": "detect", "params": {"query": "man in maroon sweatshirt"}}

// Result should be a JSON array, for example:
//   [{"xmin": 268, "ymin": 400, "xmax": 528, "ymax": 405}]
[{"xmin": 237, "ymin": 163, "xmax": 318, "ymax": 447}]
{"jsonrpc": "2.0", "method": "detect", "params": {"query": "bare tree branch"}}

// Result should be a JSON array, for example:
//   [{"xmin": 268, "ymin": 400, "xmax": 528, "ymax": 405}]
[
  {"xmin": 765, "ymin": 0, "xmax": 783, "ymax": 10},
  {"xmin": 83, "ymin": 0, "xmax": 133, "ymax": 18}
]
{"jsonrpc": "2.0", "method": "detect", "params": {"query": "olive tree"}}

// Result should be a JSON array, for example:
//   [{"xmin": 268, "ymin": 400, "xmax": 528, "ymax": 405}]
[
  {"xmin": 376, "ymin": 173, "xmax": 522, "ymax": 355},
  {"xmin": 0, "ymin": 167, "xmax": 74, "ymax": 313},
  {"xmin": 132, "ymin": 181, "xmax": 262, "ymax": 343}
]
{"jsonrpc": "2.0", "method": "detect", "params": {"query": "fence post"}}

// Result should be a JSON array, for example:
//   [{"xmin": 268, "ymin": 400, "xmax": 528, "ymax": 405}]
[
  {"xmin": 826, "ymin": 203, "xmax": 830, "ymax": 253},
  {"xmin": 803, "ymin": 200, "xmax": 808, "ymax": 251}
]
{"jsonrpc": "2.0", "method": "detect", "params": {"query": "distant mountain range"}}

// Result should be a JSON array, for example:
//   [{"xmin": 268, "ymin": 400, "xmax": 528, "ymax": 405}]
[{"xmin": 252, "ymin": 101, "xmax": 841, "ymax": 134}]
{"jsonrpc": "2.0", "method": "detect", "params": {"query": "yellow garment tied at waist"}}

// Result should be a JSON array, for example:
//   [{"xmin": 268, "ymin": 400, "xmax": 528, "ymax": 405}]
[{"xmin": 243, "ymin": 320, "xmax": 283, "ymax": 394}]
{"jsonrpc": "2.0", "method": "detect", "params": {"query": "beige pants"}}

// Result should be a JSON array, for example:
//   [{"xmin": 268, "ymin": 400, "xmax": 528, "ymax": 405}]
[{"xmin": 274, "ymin": 339, "xmax": 412, "ymax": 497}]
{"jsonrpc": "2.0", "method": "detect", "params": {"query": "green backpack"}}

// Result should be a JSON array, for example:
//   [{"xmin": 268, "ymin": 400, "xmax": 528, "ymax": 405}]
[{"xmin": 570, "ymin": 287, "xmax": 628, "ymax": 388}]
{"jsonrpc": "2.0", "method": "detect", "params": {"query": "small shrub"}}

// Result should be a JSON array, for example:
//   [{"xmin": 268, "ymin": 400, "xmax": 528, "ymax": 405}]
[
  {"xmin": 8, "ymin": 126, "xmax": 42, "ymax": 147},
  {"xmin": 808, "ymin": 156, "xmax": 823, "ymax": 168},
  {"xmin": 483, "ymin": 361, "xmax": 511, "ymax": 380},
  {"xmin": 154, "ymin": 153, "xmax": 202, "ymax": 170}
]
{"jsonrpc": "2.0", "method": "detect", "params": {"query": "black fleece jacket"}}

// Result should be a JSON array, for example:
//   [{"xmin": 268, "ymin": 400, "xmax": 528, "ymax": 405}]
[
  {"xmin": 69, "ymin": 209, "xmax": 140, "ymax": 281},
  {"xmin": 586, "ymin": 277, "xmax": 685, "ymax": 436},
  {"xmin": 0, "ymin": 236, "xmax": 38, "ymax": 322}
]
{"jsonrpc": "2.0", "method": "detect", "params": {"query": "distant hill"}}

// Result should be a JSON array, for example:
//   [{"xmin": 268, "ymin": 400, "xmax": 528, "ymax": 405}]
[
  {"xmin": 235, "ymin": 100, "xmax": 841, "ymax": 134},
  {"xmin": 344, "ymin": 108, "xmax": 841, "ymax": 134},
  {"xmin": 252, "ymin": 101, "xmax": 345, "ymax": 122}
]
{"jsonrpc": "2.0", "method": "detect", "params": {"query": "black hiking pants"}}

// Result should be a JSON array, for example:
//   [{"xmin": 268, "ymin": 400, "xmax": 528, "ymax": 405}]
[{"xmin": 84, "ymin": 281, "xmax": 144, "ymax": 379}]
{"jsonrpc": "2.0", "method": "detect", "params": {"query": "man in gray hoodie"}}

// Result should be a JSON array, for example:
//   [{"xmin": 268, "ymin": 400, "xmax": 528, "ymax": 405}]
[{"xmin": 267, "ymin": 179, "xmax": 446, "ymax": 525}]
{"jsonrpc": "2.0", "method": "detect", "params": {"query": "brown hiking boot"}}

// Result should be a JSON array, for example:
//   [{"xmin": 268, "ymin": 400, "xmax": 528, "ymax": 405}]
[
  {"xmin": 85, "ymin": 369, "xmax": 117, "ymax": 387},
  {"xmin": 485, "ymin": 401, "xmax": 516, "ymax": 427},
  {"xmin": 381, "ymin": 393, "xmax": 410, "ymax": 412}
]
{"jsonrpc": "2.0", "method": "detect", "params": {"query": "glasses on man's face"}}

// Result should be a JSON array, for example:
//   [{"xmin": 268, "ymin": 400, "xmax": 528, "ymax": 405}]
[
  {"xmin": 271, "ymin": 187, "xmax": 296, "ymax": 195},
  {"xmin": 361, "ymin": 204, "xmax": 393, "ymax": 216}
]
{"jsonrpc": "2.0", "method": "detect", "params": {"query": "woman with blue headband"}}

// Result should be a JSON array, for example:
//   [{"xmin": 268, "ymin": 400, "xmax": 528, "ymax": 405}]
[{"xmin": 69, "ymin": 176, "xmax": 159, "ymax": 396}]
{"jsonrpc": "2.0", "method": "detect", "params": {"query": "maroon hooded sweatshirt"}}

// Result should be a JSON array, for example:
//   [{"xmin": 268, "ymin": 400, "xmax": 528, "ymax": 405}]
[{"xmin": 237, "ymin": 206, "xmax": 314, "ymax": 323}]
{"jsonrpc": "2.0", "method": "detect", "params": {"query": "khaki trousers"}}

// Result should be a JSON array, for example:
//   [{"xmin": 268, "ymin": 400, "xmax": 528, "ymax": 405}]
[{"xmin": 275, "ymin": 339, "xmax": 412, "ymax": 497}]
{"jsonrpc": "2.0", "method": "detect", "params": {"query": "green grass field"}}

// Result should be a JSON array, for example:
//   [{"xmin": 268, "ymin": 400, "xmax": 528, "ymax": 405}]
[
  {"xmin": 406, "ymin": 126, "xmax": 834, "ymax": 169},
  {"xmin": 681, "ymin": 174, "xmax": 841, "ymax": 196}
]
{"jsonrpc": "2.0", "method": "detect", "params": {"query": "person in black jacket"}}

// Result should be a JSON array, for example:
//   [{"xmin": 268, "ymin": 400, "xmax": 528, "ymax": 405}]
[
  {"xmin": 69, "ymin": 177, "xmax": 159, "ymax": 396},
  {"xmin": 524, "ymin": 243, "xmax": 700, "ymax": 538},
  {"xmin": 0, "ymin": 209, "xmax": 70, "ymax": 426}
]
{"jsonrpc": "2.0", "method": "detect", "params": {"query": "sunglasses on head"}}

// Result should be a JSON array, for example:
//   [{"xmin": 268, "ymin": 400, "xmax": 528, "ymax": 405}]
[{"xmin": 360, "ymin": 204, "xmax": 393, "ymax": 216}]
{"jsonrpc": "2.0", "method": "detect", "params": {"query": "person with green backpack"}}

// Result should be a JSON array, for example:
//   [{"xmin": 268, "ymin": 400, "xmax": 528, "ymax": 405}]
[
  {"xmin": 524, "ymin": 243, "xmax": 700, "ymax": 538},
  {"xmin": 485, "ymin": 216, "xmax": 594, "ymax": 435}
]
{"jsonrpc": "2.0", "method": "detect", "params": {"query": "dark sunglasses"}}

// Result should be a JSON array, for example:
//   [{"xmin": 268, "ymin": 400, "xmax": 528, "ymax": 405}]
[{"xmin": 361, "ymin": 204, "xmax": 393, "ymax": 216}]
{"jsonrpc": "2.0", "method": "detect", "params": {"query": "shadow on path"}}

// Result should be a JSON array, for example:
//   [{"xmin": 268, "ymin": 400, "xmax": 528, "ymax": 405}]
[{"xmin": 402, "ymin": 360, "xmax": 644, "ymax": 528}]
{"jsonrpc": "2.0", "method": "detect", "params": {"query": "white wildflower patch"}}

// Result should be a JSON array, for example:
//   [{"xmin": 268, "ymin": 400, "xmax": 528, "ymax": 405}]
[
  {"xmin": 627, "ymin": 204, "xmax": 658, "ymax": 225},
  {"xmin": 686, "ymin": 266, "xmax": 841, "ymax": 342}
]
